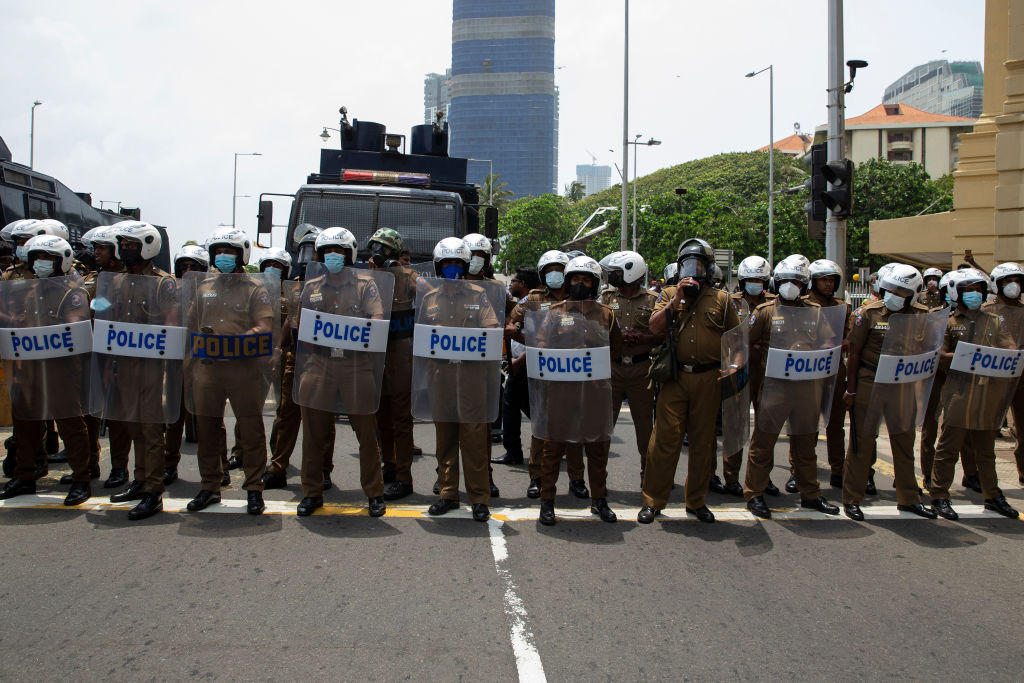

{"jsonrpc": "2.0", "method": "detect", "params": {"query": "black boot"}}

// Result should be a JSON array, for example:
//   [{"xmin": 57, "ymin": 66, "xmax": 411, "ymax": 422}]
[{"xmin": 538, "ymin": 499, "xmax": 556, "ymax": 525}]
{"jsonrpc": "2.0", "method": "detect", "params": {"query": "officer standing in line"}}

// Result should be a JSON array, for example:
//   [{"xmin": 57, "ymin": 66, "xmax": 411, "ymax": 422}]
[
  {"xmin": 985, "ymin": 262, "xmax": 1024, "ymax": 487},
  {"xmin": 918, "ymin": 268, "xmax": 945, "ymax": 309},
  {"xmin": 599, "ymin": 251, "xmax": 659, "ymax": 485},
  {"xmin": 744, "ymin": 257, "xmax": 840, "ymax": 519},
  {"xmin": 843, "ymin": 264, "xmax": 938, "ymax": 520},
  {"xmin": 638, "ymin": 238, "xmax": 739, "ymax": 524},
  {"xmin": 494, "ymin": 266, "xmax": 541, "ymax": 465},
  {"xmin": 368, "ymin": 228, "xmax": 418, "ymax": 502},
  {"xmin": 505, "ymin": 250, "xmax": 588, "ymax": 499},
  {"xmin": 536, "ymin": 256, "xmax": 623, "ymax": 524},
  {"xmin": 293, "ymin": 228, "xmax": 386, "ymax": 517},
  {"xmin": 916, "ymin": 268, "xmax": 949, "ymax": 489},
  {"xmin": 184, "ymin": 228, "xmax": 273, "ymax": 515},
  {"xmin": 709, "ymin": 254, "xmax": 779, "ymax": 497},
  {"xmin": 931, "ymin": 268, "xmax": 1020, "ymax": 520}
]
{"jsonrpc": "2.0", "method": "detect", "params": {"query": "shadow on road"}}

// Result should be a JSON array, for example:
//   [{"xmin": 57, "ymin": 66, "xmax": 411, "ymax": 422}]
[
  {"xmin": 177, "ymin": 514, "xmax": 283, "ymax": 538},
  {"xmin": 874, "ymin": 520, "xmax": 988, "ymax": 549},
  {"xmin": 414, "ymin": 517, "xmax": 490, "ymax": 538},
  {"xmin": 298, "ymin": 516, "xmax": 403, "ymax": 538},
  {"xmin": 775, "ymin": 520, "xmax": 875, "ymax": 540},
  {"xmin": 660, "ymin": 520, "xmax": 774, "ymax": 557},
  {"xmin": 533, "ymin": 519, "xmax": 633, "ymax": 544}
]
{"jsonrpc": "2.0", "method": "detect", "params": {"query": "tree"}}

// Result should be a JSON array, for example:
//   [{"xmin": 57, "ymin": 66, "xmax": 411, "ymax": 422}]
[
  {"xmin": 495, "ymin": 194, "xmax": 576, "ymax": 271},
  {"xmin": 480, "ymin": 174, "xmax": 514, "ymax": 214},
  {"xmin": 564, "ymin": 180, "xmax": 586, "ymax": 202}
]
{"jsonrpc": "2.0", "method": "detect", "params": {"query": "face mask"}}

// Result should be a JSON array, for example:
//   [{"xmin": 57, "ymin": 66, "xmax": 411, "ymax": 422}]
[
  {"xmin": 545, "ymin": 271, "xmax": 565, "ymax": 289},
  {"xmin": 883, "ymin": 291, "xmax": 906, "ymax": 311},
  {"xmin": 744, "ymin": 281, "xmax": 763, "ymax": 296},
  {"xmin": 778, "ymin": 282, "xmax": 801, "ymax": 301},
  {"xmin": 468, "ymin": 255, "xmax": 486, "ymax": 275},
  {"xmin": 371, "ymin": 243, "xmax": 396, "ymax": 268},
  {"xmin": 568, "ymin": 282, "xmax": 591, "ymax": 300},
  {"xmin": 961, "ymin": 291, "xmax": 984, "ymax": 310},
  {"xmin": 441, "ymin": 263, "xmax": 464, "ymax": 280},
  {"xmin": 1002, "ymin": 282, "xmax": 1021, "ymax": 299},
  {"xmin": 324, "ymin": 253, "xmax": 346, "ymax": 274},
  {"xmin": 15, "ymin": 246, "xmax": 27, "ymax": 262},
  {"xmin": 214, "ymin": 254, "xmax": 237, "ymax": 273},
  {"xmin": 608, "ymin": 272, "xmax": 624, "ymax": 288},
  {"xmin": 33, "ymin": 260, "xmax": 55, "ymax": 278},
  {"xmin": 872, "ymin": 280, "xmax": 880, "ymax": 294},
  {"xmin": 263, "ymin": 266, "xmax": 282, "ymax": 279}
]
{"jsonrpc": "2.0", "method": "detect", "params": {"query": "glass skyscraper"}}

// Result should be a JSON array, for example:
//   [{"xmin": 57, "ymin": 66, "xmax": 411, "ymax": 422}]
[{"xmin": 448, "ymin": 0, "xmax": 556, "ymax": 199}]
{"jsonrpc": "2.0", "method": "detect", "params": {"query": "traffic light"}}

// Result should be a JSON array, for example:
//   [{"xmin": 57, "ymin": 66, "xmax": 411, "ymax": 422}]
[
  {"xmin": 822, "ymin": 159, "xmax": 854, "ymax": 218},
  {"xmin": 805, "ymin": 143, "xmax": 826, "ymax": 239}
]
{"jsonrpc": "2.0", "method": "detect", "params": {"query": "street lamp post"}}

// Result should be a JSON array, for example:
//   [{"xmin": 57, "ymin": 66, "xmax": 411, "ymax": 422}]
[
  {"xmin": 746, "ymin": 65, "xmax": 774, "ymax": 266},
  {"xmin": 232, "ymin": 152, "xmax": 261, "ymax": 229},
  {"xmin": 467, "ymin": 158, "xmax": 494, "ymax": 205},
  {"xmin": 30, "ymin": 101, "xmax": 42, "ymax": 169},
  {"xmin": 625, "ymin": 135, "xmax": 661, "ymax": 251},
  {"xmin": 621, "ymin": 0, "xmax": 630, "ymax": 251}
]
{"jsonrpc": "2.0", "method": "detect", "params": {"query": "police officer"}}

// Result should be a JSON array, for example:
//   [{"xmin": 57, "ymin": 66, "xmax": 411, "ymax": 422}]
[
  {"xmin": 930, "ymin": 269, "xmax": 1020, "ymax": 520},
  {"xmin": 294, "ymin": 228, "xmax": 386, "ymax": 517},
  {"xmin": 843, "ymin": 264, "xmax": 937, "ymax": 520},
  {"xmin": 599, "ymin": 251, "xmax": 658, "ymax": 484},
  {"xmin": 639, "ymin": 238, "xmax": 740, "ymax": 524},
  {"xmin": 0, "ymin": 235, "xmax": 93, "ymax": 505},
  {"xmin": 495, "ymin": 266, "xmax": 541, "ymax": 465},
  {"xmin": 744, "ymin": 257, "xmax": 840, "ymax": 519},
  {"xmin": 537, "ymin": 256, "xmax": 623, "ymax": 524},
  {"xmin": 505, "ymin": 250, "xmax": 588, "ymax": 499},
  {"xmin": 918, "ymin": 268, "xmax": 945, "ymax": 309},
  {"xmin": 184, "ymin": 228, "xmax": 273, "ymax": 515},
  {"xmin": 985, "ymin": 262, "xmax": 1024, "ymax": 487},
  {"xmin": 710, "ymin": 254, "xmax": 779, "ymax": 497},
  {"xmin": 421, "ymin": 238, "xmax": 499, "ymax": 522}
]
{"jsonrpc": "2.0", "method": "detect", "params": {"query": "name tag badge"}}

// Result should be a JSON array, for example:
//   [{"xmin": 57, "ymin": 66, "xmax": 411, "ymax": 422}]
[
  {"xmin": 874, "ymin": 350, "xmax": 940, "ymax": 384},
  {"xmin": 190, "ymin": 332, "xmax": 273, "ymax": 359},
  {"xmin": 764, "ymin": 346, "xmax": 842, "ymax": 381},
  {"xmin": 949, "ymin": 341, "xmax": 1024, "ymax": 378},
  {"xmin": 94, "ymin": 320, "xmax": 186, "ymax": 360},
  {"xmin": 526, "ymin": 346, "xmax": 612, "ymax": 382},
  {"xmin": 0, "ymin": 320, "xmax": 94, "ymax": 360},
  {"xmin": 412, "ymin": 324, "xmax": 502, "ymax": 361},
  {"xmin": 298, "ymin": 308, "xmax": 389, "ymax": 352}
]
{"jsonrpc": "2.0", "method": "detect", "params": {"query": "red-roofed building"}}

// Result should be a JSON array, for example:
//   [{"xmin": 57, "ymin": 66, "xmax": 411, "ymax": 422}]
[{"xmin": 757, "ymin": 133, "xmax": 813, "ymax": 158}]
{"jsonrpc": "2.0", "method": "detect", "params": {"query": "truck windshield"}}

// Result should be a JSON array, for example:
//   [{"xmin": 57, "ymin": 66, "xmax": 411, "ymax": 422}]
[{"xmin": 294, "ymin": 193, "xmax": 459, "ymax": 259}]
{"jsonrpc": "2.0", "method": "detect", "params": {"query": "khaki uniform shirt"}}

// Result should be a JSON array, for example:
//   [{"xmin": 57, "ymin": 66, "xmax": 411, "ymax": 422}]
[
  {"xmin": 1, "ymin": 262, "xmax": 33, "ymax": 282},
  {"xmin": 748, "ymin": 298, "xmax": 822, "ymax": 369},
  {"xmin": 849, "ymin": 298, "xmax": 932, "ymax": 370},
  {"xmin": 296, "ymin": 271, "xmax": 383, "ymax": 378},
  {"xmin": 191, "ymin": 273, "xmax": 274, "ymax": 335},
  {"xmin": 982, "ymin": 298, "xmax": 1024, "ymax": 348},
  {"xmin": 917, "ymin": 289, "xmax": 945, "ymax": 310},
  {"xmin": 653, "ymin": 285, "xmax": 739, "ymax": 365},
  {"xmin": 600, "ymin": 287, "xmax": 657, "ymax": 356},
  {"xmin": 510, "ymin": 287, "xmax": 567, "ymax": 325},
  {"xmin": 543, "ymin": 300, "xmax": 624, "ymax": 359}
]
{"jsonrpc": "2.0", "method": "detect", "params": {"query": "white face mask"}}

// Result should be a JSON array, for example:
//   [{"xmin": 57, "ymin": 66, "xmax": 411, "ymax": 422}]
[
  {"xmin": 744, "ymin": 281, "xmax": 763, "ymax": 296},
  {"xmin": 15, "ymin": 245, "xmax": 27, "ymax": 262},
  {"xmin": 33, "ymin": 260, "xmax": 55, "ymax": 278},
  {"xmin": 883, "ymin": 291, "xmax": 906, "ymax": 311},
  {"xmin": 1002, "ymin": 282, "xmax": 1021, "ymax": 299},
  {"xmin": 778, "ymin": 282, "xmax": 801, "ymax": 301},
  {"xmin": 468, "ymin": 255, "xmax": 486, "ymax": 275}
]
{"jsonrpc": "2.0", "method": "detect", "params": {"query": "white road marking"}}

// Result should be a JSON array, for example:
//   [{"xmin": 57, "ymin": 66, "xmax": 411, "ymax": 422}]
[{"xmin": 488, "ymin": 519, "xmax": 547, "ymax": 683}]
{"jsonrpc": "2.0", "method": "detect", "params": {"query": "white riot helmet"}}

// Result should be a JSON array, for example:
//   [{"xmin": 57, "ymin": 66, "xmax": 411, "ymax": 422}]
[
  {"xmin": 114, "ymin": 221, "xmax": 163, "ymax": 261},
  {"xmin": 879, "ymin": 263, "xmax": 923, "ymax": 298},
  {"xmin": 874, "ymin": 263, "xmax": 897, "ymax": 294},
  {"xmin": 598, "ymin": 251, "xmax": 623, "ymax": 272},
  {"xmin": 174, "ymin": 244, "xmax": 210, "ymax": 275},
  {"xmin": 25, "ymin": 234, "xmax": 74, "ymax": 275},
  {"xmin": 789, "ymin": 254, "xmax": 810, "ymax": 269},
  {"xmin": 565, "ymin": 255, "xmax": 603, "ymax": 299},
  {"xmin": 258, "ymin": 247, "xmax": 293, "ymax": 278},
  {"xmin": 35, "ymin": 219, "xmax": 70, "ymax": 242},
  {"xmin": 922, "ymin": 267, "xmax": 943, "ymax": 282},
  {"xmin": 462, "ymin": 233, "xmax": 492, "ymax": 256},
  {"xmin": 315, "ymin": 227, "xmax": 358, "ymax": 265},
  {"xmin": 2, "ymin": 219, "xmax": 39, "ymax": 246},
  {"xmin": 990, "ymin": 262, "xmax": 1024, "ymax": 296},
  {"xmin": 9, "ymin": 218, "xmax": 52, "ymax": 243},
  {"xmin": 809, "ymin": 259, "xmax": 843, "ymax": 290},
  {"xmin": 81, "ymin": 226, "xmax": 119, "ymax": 253},
  {"xmin": 737, "ymin": 255, "xmax": 771, "ymax": 282},
  {"xmin": 537, "ymin": 249, "xmax": 570, "ymax": 274},
  {"xmin": 947, "ymin": 267, "xmax": 987, "ymax": 303},
  {"xmin": 433, "ymin": 236, "xmax": 471, "ymax": 277},
  {"xmin": 773, "ymin": 256, "xmax": 810, "ymax": 301},
  {"xmin": 605, "ymin": 250, "xmax": 647, "ymax": 285},
  {"xmin": 206, "ymin": 227, "xmax": 251, "ymax": 265}
]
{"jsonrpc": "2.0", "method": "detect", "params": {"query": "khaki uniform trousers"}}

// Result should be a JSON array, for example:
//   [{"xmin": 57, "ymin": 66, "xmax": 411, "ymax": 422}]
[
  {"xmin": 745, "ymin": 429, "xmax": 819, "ymax": 501},
  {"xmin": 642, "ymin": 370, "xmax": 720, "ymax": 510},
  {"xmin": 107, "ymin": 419, "xmax": 133, "ymax": 472},
  {"xmin": 717, "ymin": 375, "xmax": 763, "ymax": 485},
  {"xmin": 540, "ymin": 439, "xmax": 609, "ymax": 500},
  {"xmin": 435, "ymin": 422, "xmax": 489, "ymax": 504},
  {"xmin": 842, "ymin": 372, "xmax": 921, "ymax": 506},
  {"xmin": 165, "ymin": 391, "xmax": 228, "ymax": 471},
  {"xmin": 919, "ymin": 372, "xmax": 943, "ymax": 478},
  {"xmin": 529, "ymin": 436, "xmax": 584, "ymax": 481},
  {"xmin": 267, "ymin": 351, "xmax": 306, "ymax": 477},
  {"xmin": 377, "ymin": 338, "xmax": 415, "ymax": 485},
  {"xmin": 13, "ymin": 417, "xmax": 90, "ymax": 483},
  {"xmin": 930, "ymin": 427, "xmax": 1000, "ymax": 499},
  {"xmin": 823, "ymin": 363, "xmax": 847, "ymax": 476},
  {"xmin": 1009, "ymin": 381, "xmax": 1024, "ymax": 480},
  {"xmin": 611, "ymin": 361, "xmax": 655, "ymax": 478},
  {"xmin": 84, "ymin": 415, "xmax": 102, "ymax": 470},
  {"xmin": 300, "ymin": 407, "xmax": 381, "ymax": 499},
  {"xmin": 126, "ymin": 421, "xmax": 167, "ymax": 495}
]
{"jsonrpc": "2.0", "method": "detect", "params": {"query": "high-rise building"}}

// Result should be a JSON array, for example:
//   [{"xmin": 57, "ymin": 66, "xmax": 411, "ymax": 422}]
[
  {"xmin": 448, "ymin": 0, "xmax": 556, "ymax": 199},
  {"xmin": 576, "ymin": 164, "xmax": 612, "ymax": 197},
  {"xmin": 423, "ymin": 69, "xmax": 452, "ymax": 125},
  {"xmin": 883, "ymin": 60, "xmax": 983, "ymax": 119}
]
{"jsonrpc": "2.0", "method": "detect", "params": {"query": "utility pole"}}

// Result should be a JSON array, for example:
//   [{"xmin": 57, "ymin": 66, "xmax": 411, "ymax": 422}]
[
  {"xmin": 826, "ymin": 0, "xmax": 846, "ymax": 271},
  {"xmin": 620, "ymin": 0, "xmax": 629, "ymax": 251}
]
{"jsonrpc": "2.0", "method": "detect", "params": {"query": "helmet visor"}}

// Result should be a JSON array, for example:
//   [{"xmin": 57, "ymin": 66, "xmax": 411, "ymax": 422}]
[{"xmin": 678, "ymin": 257, "xmax": 706, "ymax": 280}]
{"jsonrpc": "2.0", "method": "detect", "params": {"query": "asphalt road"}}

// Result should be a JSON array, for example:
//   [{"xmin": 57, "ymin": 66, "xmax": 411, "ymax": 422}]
[{"xmin": 0, "ymin": 408, "xmax": 1022, "ymax": 681}]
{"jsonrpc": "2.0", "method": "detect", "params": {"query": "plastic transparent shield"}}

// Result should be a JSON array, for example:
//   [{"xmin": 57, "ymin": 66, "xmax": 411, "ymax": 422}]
[
  {"xmin": 411, "ymin": 278, "xmax": 505, "ymax": 423},
  {"xmin": 862, "ymin": 310, "xmax": 947, "ymax": 436},
  {"xmin": 292, "ymin": 263, "xmax": 393, "ymax": 414},
  {"xmin": 182, "ymin": 271, "xmax": 281, "ymax": 418},
  {"xmin": 90, "ymin": 272, "xmax": 184, "ymax": 423},
  {"xmin": 524, "ymin": 302, "xmax": 614, "ymax": 443},
  {"xmin": 993, "ymin": 302, "xmax": 1024, "ymax": 347},
  {"xmin": 757, "ymin": 305, "xmax": 846, "ymax": 435},
  {"xmin": 0, "ymin": 277, "xmax": 96, "ymax": 420},
  {"xmin": 720, "ymin": 299, "xmax": 751, "ymax": 454}
]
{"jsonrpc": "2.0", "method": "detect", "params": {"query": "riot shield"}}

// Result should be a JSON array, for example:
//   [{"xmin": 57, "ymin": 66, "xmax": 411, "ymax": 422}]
[
  {"xmin": 292, "ymin": 262, "xmax": 393, "ymax": 414},
  {"xmin": 90, "ymin": 271, "xmax": 184, "ymax": 423},
  {"xmin": 524, "ymin": 302, "xmax": 614, "ymax": 443},
  {"xmin": 0, "ymin": 277, "xmax": 95, "ymax": 420},
  {"xmin": 182, "ymin": 271, "xmax": 281, "ymax": 418},
  {"xmin": 720, "ymin": 298, "xmax": 751, "ymax": 454},
  {"xmin": 410, "ymin": 278, "xmax": 505, "ymax": 423},
  {"xmin": 939, "ymin": 314, "xmax": 1023, "ymax": 430},
  {"xmin": 757, "ymin": 305, "xmax": 846, "ymax": 435},
  {"xmin": 862, "ymin": 310, "xmax": 947, "ymax": 436}
]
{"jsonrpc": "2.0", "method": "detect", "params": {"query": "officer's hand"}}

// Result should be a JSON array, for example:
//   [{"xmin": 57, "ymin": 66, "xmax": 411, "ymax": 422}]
[{"xmin": 843, "ymin": 391, "xmax": 855, "ymax": 409}]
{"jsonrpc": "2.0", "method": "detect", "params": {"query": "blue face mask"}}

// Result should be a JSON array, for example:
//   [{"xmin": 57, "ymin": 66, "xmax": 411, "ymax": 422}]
[
  {"xmin": 324, "ymin": 253, "xmax": 346, "ymax": 274},
  {"xmin": 744, "ymin": 281, "xmax": 763, "ymax": 296},
  {"xmin": 545, "ymin": 271, "xmax": 565, "ymax": 289},
  {"xmin": 441, "ymin": 263, "xmax": 464, "ymax": 280},
  {"xmin": 15, "ymin": 245, "xmax": 28, "ymax": 262},
  {"xmin": 214, "ymin": 254, "xmax": 236, "ymax": 273},
  {"xmin": 961, "ymin": 291, "xmax": 984, "ymax": 310},
  {"xmin": 263, "ymin": 266, "xmax": 282, "ymax": 279},
  {"xmin": 32, "ymin": 260, "xmax": 54, "ymax": 278}
]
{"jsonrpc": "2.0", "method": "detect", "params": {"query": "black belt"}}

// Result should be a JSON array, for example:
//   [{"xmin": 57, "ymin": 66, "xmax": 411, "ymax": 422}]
[
  {"xmin": 677, "ymin": 361, "xmax": 719, "ymax": 374},
  {"xmin": 859, "ymin": 361, "xmax": 877, "ymax": 373},
  {"xmin": 614, "ymin": 352, "xmax": 650, "ymax": 366}
]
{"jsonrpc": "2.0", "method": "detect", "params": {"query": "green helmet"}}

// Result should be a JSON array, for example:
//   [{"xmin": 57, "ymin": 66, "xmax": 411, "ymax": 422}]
[{"xmin": 367, "ymin": 227, "xmax": 405, "ymax": 253}]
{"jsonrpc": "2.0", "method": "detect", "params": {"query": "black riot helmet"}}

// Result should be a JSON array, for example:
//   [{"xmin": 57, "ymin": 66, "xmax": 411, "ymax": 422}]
[{"xmin": 675, "ymin": 237, "xmax": 714, "ymax": 283}]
